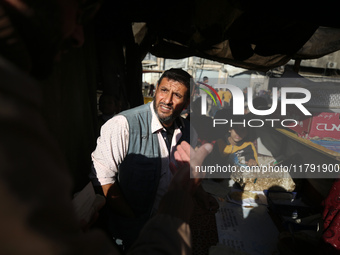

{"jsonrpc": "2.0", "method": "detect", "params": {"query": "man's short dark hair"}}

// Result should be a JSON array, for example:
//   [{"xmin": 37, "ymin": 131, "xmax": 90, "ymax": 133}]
[
  {"xmin": 157, "ymin": 68, "xmax": 193, "ymax": 100},
  {"xmin": 203, "ymin": 76, "xmax": 208, "ymax": 82}
]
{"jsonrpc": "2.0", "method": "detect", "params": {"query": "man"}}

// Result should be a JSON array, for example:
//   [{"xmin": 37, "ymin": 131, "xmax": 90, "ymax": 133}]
[
  {"xmin": 202, "ymin": 76, "xmax": 209, "ymax": 84},
  {"xmin": 218, "ymin": 89, "xmax": 232, "ymax": 107},
  {"xmin": 90, "ymin": 68, "xmax": 195, "ymax": 249}
]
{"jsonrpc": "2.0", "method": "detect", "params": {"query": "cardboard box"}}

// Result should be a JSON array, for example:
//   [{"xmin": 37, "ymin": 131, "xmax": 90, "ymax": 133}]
[{"xmin": 309, "ymin": 112, "xmax": 340, "ymax": 139}]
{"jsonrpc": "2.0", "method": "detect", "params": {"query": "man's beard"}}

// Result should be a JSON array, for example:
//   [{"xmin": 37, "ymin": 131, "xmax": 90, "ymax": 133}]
[{"xmin": 153, "ymin": 101, "xmax": 182, "ymax": 125}]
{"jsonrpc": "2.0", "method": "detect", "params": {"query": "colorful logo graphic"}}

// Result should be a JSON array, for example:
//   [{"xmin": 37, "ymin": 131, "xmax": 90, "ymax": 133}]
[
  {"xmin": 197, "ymin": 81, "xmax": 222, "ymax": 106},
  {"xmin": 199, "ymin": 84, "xmax": 311, "ymax": 116}
]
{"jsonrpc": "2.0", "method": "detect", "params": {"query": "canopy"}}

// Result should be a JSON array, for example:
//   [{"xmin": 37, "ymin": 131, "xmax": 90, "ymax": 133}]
[{"xmin": 98, "ymin": 0, "xmax": 340, "ymax": 71}]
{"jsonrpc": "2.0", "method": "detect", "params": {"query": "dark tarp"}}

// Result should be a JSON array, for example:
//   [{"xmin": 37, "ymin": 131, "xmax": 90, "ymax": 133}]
[{"xmin": 98, "ymin": 0, "xmax": 340, "ymax": 71}]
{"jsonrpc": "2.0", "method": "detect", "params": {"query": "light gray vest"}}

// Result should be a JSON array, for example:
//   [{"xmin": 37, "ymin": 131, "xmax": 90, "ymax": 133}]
[{"xmin": 118, "ymin": 102, "xmax": 190, "ymax": 217}]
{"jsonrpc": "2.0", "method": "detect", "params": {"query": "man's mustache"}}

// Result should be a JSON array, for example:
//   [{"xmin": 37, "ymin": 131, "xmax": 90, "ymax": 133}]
[{"xmin": 159, "ymin": 102, "xmax": 173, "ymax": 110}]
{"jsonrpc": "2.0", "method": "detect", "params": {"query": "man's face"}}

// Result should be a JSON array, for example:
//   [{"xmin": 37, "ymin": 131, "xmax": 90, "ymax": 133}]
[{"xmin": 154, "ymin": 78, "xmax": 189, "ymax": 127}]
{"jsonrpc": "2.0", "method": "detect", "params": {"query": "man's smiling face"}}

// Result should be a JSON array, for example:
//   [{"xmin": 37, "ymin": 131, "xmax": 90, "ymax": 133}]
[{"xmin": 153, "ymin": 77, "xmax": 189, "ymax": 128}]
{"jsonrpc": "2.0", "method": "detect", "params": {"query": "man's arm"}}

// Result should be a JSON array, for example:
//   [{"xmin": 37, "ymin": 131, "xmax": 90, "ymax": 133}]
[{"xmin": 91, "ymin": 115, "xmax": 134, "ymax": 217}]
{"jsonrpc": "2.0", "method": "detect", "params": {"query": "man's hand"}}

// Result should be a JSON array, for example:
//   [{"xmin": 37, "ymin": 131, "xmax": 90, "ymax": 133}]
[
  {"xmin": 169, "ymin": 141, "xmax": 213, "ymax": 194},
  {"xmin": 103, "ymin": 182, "xmax": 135, "ymax": 218}
]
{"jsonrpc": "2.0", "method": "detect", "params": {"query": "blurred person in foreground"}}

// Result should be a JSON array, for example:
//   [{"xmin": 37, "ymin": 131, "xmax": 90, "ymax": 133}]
[{"xmin": 0, "ymin": 0, "xmax": 213, "ymax": 254}]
